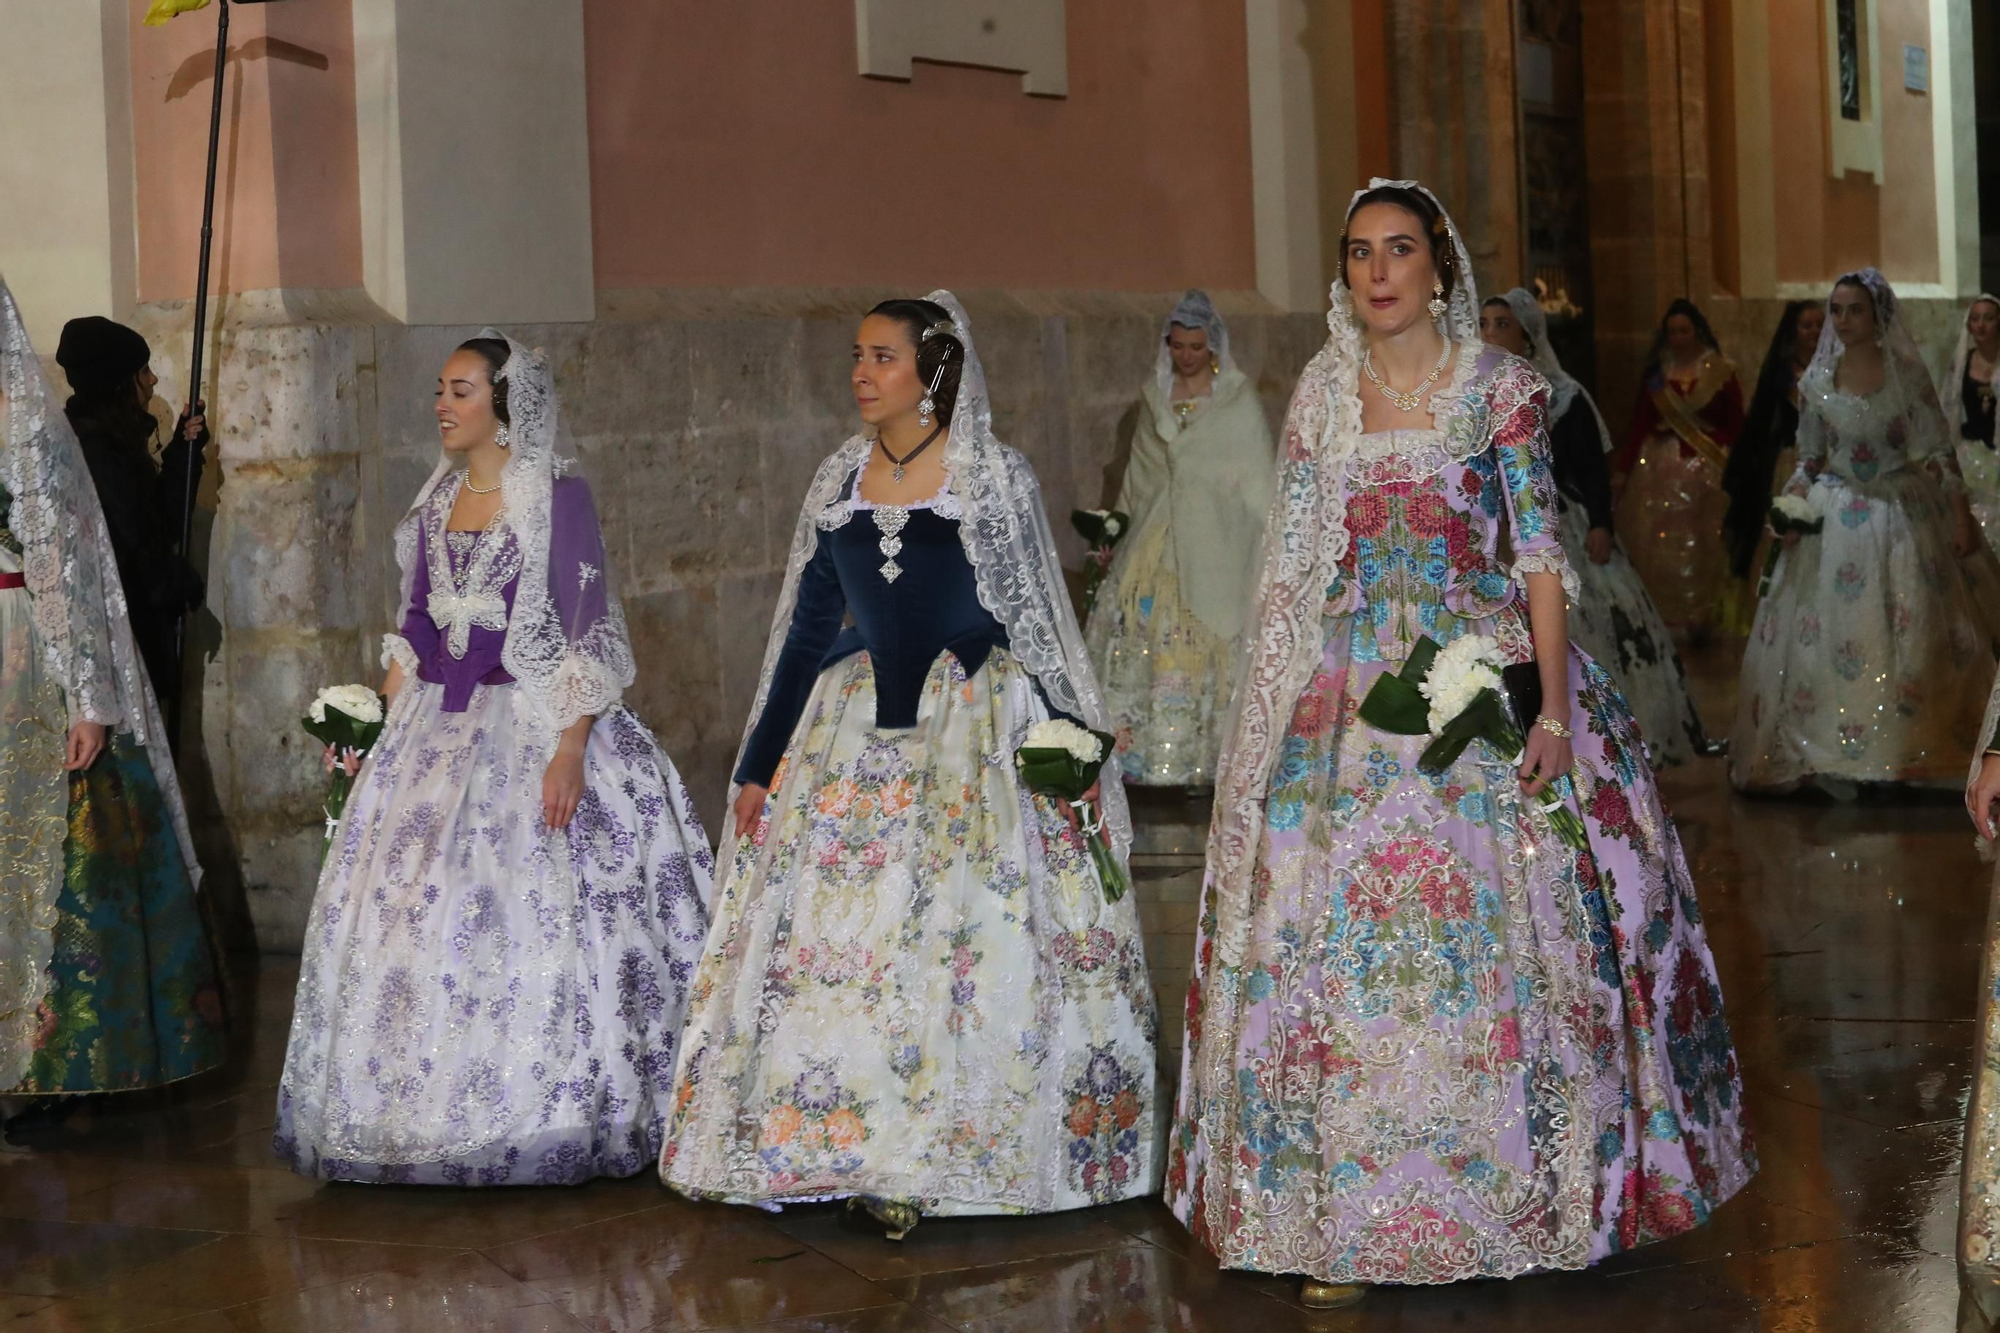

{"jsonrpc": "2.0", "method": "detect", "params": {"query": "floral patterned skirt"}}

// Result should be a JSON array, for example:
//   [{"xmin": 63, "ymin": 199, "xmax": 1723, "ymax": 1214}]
[
  {"xmin": 1166, "ymin": 612, "xmax": 1754, "ymax": 1285},
  {"xmin": 661, "ymin": 648, "xmax": 1160, "ymax": 1215},
  {"xmin": 9, "ymin": 733, "xmax": 227, "ymax": 1096},
  {"xmin": 1087, "ymin": 515, "xmax": 1238, "ymax": 787},
  {"xmin": 1964, "ymin": 863, "xmax": 2000, "ymax": 1306},
  {"xmin": 1730, "ymin": 472, "xmax": 2000, "ymax": 791},
  {"xmin": 1617, "ymin": 440, "xmax": 1729, "ymax": 633},
  {"xmin": 1560, "ymin": 503, "xmax": 1706, "ymax": 768},
  {"xmin": 275, "ymin": 682, "xmax": 713, "ymax": 1185}
]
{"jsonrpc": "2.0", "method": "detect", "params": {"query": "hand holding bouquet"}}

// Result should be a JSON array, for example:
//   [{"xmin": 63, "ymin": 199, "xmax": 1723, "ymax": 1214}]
[
  {"xmin": 1358, "ymin": 635, "xmax": 1587, "ymax": 850},
  {"xmin": 1759, "ymin": 494, "xmax": 1824, "ymax": 596},
  {"xmin": 1070, "ymin": 508, "xmax": 1130, "ymax": 618},
  {"xmin": 1015, "ymin": 718, "xmax": 1130, "ymax": 903},
  {"xmin": 303, "ymin": 684, "xmax": 387, "ymax": 850}
]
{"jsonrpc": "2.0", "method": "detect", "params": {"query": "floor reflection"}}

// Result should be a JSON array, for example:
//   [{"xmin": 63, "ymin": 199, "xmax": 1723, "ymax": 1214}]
[{"xmin": 0, "ymin": 641, "xmax": 1983, "ymax": 1330}]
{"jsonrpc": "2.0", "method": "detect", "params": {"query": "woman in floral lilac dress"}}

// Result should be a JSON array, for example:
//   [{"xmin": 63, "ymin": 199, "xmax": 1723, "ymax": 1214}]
[
  {"xmin": 1166, "ymin": 182, "xmax": 1753, "ymax": 1307},
  {"xmin": 275, "ymin": 332, "xmax": 713, "ymax": 1185}
]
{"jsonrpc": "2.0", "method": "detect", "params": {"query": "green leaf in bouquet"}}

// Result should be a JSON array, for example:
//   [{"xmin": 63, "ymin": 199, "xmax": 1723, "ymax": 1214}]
[
  {"xmin": 1417, "ymin": 690, "xmax": 1513, "ymax": 774},
  {"xmin": 1015, "ymin": 748, "xmax": 1094, "ymax": 801},
  {"xmin": 1358, "ymin": 636, "xmax": 1445, "ymax": 738}
]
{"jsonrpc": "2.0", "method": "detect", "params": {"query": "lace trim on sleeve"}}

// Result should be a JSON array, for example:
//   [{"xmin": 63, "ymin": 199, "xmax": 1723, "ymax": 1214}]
[
  {"xmin": 1512, "ymin": 550, "xmax": 1581, "ymax": 601},
  {"xmin": 382, "ymin": 631, "xmax": 420, "ymax": 678}
]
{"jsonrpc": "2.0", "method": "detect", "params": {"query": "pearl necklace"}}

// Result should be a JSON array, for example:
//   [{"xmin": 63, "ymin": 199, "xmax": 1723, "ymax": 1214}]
[{"xmin": 1363, "ymin": 338, "xmax": 1453, "ymax": 413}]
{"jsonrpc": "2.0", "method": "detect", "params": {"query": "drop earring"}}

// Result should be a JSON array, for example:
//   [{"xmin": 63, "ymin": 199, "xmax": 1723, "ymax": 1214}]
[
  {"xmin": 1427, "ymin": 280, "xmax": 1448, "ymax": 320},
  {"xmin": 1210, "ymin": 357, "xmax": 1220, "ymax": 375},
  {"xmin": 495, "ymin": 423, "xmax": 512, "ymax": 450},
  {"xmin": 918, "ymin": 396, "xmax": 934, "ymax": 429}
]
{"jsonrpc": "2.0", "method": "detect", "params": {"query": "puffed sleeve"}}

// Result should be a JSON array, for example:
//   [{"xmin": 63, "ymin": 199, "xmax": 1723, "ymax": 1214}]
[{"xmin": 1494, "ymin": 367, "xmax": 1579, "ymax": 600}]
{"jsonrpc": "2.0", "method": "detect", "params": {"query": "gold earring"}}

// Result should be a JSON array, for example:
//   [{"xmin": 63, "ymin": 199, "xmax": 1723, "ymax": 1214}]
[
  {"xmin": 1427, "ymin": 280, "xmax": 1448, "ymax": 320},
  {"xmin": 1209, "ymin": 358, "xmax": 1220, "ymax": 375}
]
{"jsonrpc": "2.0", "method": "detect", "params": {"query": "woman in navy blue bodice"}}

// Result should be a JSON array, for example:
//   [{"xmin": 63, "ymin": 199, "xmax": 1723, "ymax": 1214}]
[{"xmin": 664, "ymin": 295, "xmax": 1160, "ymax": 1236}]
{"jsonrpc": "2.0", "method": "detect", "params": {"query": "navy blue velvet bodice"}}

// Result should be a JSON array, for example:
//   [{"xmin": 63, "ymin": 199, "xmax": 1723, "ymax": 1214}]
[{"xmin": 735, "ymin": 492, "xmax": 1009, "ymax": 787}]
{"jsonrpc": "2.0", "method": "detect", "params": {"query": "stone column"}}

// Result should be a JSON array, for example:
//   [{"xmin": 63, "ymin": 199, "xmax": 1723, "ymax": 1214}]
[
  {"xmin": 1579, "ymin": 0, "xmax": 1712, "ymax": 431},
  {"xmin": 351, "ymin": 0, "xmax": 594, "ymax": 325},
  {"xmin": 1385, "ymin": 0, "xmax": 1526, "ymax": 295}
]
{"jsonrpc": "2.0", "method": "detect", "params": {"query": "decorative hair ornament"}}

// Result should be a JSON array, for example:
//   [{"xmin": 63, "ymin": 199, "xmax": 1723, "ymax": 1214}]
[{"xmin": 921, "ymin": 319, "xmax": 959, "ymax": 344}]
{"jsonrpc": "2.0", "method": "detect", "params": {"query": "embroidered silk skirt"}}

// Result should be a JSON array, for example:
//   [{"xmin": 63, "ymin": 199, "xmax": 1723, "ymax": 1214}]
[
  {"xmin": 661, "ymin": 648, "xmax": 1161, "ymax": 1215},
  {"xmin": 1167, "ymin": 611, "xmax": 1754, "ymax": 1284},
  {"xmin": 1087, "ymin": 515, "xmax": 1238, "ymax": 787},
  {"xmin": 275, "ymin": 682, "xmax": 713, "ymax": 1185},
  {"xmin": 1617, "ymin": 440, "xmax": 1729, "ymax": 634}
]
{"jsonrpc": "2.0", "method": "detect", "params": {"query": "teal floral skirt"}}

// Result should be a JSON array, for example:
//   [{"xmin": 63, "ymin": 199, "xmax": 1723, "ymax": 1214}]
[{"xmin": 12, "ymin": 732, "xmax": 227, "ymax": 1095}]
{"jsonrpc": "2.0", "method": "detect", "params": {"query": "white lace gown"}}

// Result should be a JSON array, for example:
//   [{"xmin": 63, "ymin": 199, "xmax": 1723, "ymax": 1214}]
[
  {"xmin": 275, "ymin": 477, "xmax": 715, "ymax": 1185},
  {"xmin": 1731, "ymin": 368, "xmax": 2000, "ymax": 790}
]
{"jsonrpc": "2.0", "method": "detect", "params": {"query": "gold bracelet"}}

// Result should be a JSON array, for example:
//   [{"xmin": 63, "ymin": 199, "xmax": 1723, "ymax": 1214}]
[{"xmin": 1537, "ymin": 716, "xmax": 1574, "ymax": 739}]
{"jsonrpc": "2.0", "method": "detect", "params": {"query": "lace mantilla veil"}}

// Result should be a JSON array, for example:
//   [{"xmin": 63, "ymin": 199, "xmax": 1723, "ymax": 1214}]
[
  {"xmin": 1941, "ymin": 293, "xmax": 2000, "ymax": 441},
  {"xmin": 0, "ymin": 277, "xmax": 199, "ymax": 883},
  {"xmin": 390, "ymin": 330, "xmax": 635, "ymax": 737},
  {"xmin": 1154, "ymin": 288, "xmax": 1237, "ymax": 404},
  {"xmin": 729, "ymin": 290, "xmax": 1133, "ymax": 856},
  {"xmin": 1800, "ymin": 269, "xmax": 1953, "ymax": 464},
  {"xmin": 1204, "ymin": 179, "xmax": 1480, "ymax": 968},
  {"xmin": 1503, "ymin": 286, "xmax": 1612, "ymax": 454}
]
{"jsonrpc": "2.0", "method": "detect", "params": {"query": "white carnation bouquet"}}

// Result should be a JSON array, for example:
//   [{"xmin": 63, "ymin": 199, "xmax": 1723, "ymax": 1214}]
[
  {"xmin": 303, "ymin": 683, "xmax": 387, "ymax": 850},
  {"xmin": 1359, "ymin": 634, "xmax": 1586, "ymax": 850},
  {"xmin": 1759, "ymin": 492, "xmax": 1825, "ymax": 596},
  {"xmin": 1015, "ymin": 718, "xmax": 1129, "ymax": 902}
]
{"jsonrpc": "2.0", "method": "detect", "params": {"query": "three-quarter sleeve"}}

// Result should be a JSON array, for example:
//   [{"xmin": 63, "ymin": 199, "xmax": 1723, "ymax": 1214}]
[
  {"xmin": 1494, "ymin": 369, "xmax": 1579, "ymax": 600},
  {"xmin": 1784, "ymin": 398, "xmax": 1827, "ymax": 497},
  {"xmin": 1902, "ymin": 360, "xmax": 1966, "ymax": 493},
  {"xmin": 735, "ymin": 538, "xmax": 848, "ymax": 788}
]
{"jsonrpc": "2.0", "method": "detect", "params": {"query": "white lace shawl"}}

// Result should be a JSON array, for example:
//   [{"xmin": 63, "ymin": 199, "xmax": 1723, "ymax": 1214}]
[
  {"xmin": 389, "ymin": 330, "xmax": 635, "ymax": 738},
  {"xmin": 1502, "ymin": 286, "xmax": 1612, "ymax": 454},
  {"xmin": 1940, "ymin": 294, "xmax": 2000, "ymax": 439},
  {"xmin": 1791, "ymin": 268, "xmax": 1964, "ymax": 495},
  {"xmin": 727, "ymin": 290, "xmax": 1132, "ymax": 856},
  {"xmin": 0, "ymin": 276, "xmax": 199, "ymax": 885},
  {"xmin": 1204, "ymin": 179, "xmax": 1490, "ymax": 969}
]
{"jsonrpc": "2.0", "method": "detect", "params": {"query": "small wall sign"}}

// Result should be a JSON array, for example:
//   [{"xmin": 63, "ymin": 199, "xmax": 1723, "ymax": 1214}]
[{"xmin": 1903, "ymin": 43, "xmax": 1928, "ymax": 93}]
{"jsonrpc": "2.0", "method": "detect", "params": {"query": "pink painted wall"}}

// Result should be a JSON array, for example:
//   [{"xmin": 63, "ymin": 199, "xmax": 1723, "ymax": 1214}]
[
  {"xmin": 581, "ymin": 0, "xmax": 1259, "ymax": 292},
  {"xmin": 129, "ymin": 0, "xmax": 362, "ymax": 301},
  {"xmin": 1767, "ymin": 0, "xmax": 1936, "ymax": 287}
]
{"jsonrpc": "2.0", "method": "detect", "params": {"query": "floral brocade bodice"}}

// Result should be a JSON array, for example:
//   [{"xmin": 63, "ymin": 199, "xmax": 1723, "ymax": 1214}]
[
  {"xmin": 1794, "ymin": 363, "xmax": 1964, "ymax": 496},
  {"xmin": 1322, "ymin": 350, "xmax": 1571, "ymax": 663}
]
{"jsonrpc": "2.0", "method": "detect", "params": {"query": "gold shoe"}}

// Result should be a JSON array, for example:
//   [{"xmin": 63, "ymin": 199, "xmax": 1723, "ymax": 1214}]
[
  {"xmin": 1299, "ymin": 1279, "xmax": 1366, "ymax": 1309},
  {"xmin": 842, "ymin": 1196, "xmax": 921, "ymax": 1242}
]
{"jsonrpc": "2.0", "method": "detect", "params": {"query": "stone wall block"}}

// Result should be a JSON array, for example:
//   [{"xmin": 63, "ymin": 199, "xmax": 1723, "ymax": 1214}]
[
  {"xmin": 569, "ymin": 435, "xmax": 632, "ymax": 579},
  {"xmin": 622, "ymin": 584, "xmax": 723, "ymax": 761},
  {"xmin": 1065, "ymin": 316, "xmax": 1156, "ymax": 399},
  {"xmin": 237, "ymin": 826, "xmax": 327, "ymax": 949},
  {"xmin": 689, "ymin": 319, "xmax": 805, "ymax": 429},
  {"xmin": 373, "ymin": 325, "xmax": 481, "ymax": 463},
  {"xmin": 798, "ymin": 316, "xmax": 867, "ymax": 426},
  {"xmin": 215, "ymin": 461, "xmax": 364, "ymax": 633},
  {"xmin": 210, "ymin": 325, "xmax": 361, "ymax": 463},
  {"xmin": 575, "ymin": 322, "xmax": 691, "ymax": 436},
  {"xmin": 760, "ymin": 420, "xmax": 842, "ymax": 566},
  {"xmin": 624, "ymin": 424, "xmax": 763, "ymax": 589},
  {"xmin": 714, "ymin": 568, "xmax": 786, "ymax": 732},
  {"xmin": 222, "ymin": 631, "xmax": 373, "ymax": 824}
]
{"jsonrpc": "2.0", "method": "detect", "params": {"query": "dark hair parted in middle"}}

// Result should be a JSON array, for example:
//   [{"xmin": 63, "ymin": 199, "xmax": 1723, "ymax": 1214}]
[
  {"xmin": 1341, "ymin": 184, "xmax": 1458, "ymax": 304},
  {"xmin": 456, "ymin": 337, "xmax": 513, "ymax": 425},
  {"xmin": 867, "ymin": 298, "xmax": 966, "ymax": 426},
  {"xmin": 1643, "ymin": 298, "xmax": 1721, "ymax": 378}
]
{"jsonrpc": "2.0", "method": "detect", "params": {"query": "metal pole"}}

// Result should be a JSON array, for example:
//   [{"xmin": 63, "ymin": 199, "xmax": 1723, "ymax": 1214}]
[{"xmin": 168, "ymin": 0, "xmax": 230, "ymax": 757}]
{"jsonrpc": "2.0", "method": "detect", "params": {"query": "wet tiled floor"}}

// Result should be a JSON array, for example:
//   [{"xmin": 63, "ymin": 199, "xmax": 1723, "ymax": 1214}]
[{"xmin": 0, "ymin": 644, "xmax": 1986, "ymax": 1330}]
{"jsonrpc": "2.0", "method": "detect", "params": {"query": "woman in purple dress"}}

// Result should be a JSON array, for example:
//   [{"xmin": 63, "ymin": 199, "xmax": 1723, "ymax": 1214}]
[
  {"xmin": 1165, "ymin": 181, "xmax": 1753, "ymax": 1307},
  {"xmin": 275, "ymin": 332, "xmax": 713, "ymax": 1185}
]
